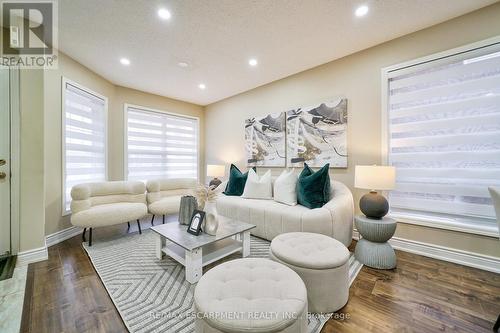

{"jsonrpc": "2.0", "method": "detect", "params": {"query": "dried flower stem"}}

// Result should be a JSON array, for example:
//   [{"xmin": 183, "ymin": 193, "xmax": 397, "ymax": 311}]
[{"xmin": 195, "ymin": 183, "xmax": 218, "ymax": 209}]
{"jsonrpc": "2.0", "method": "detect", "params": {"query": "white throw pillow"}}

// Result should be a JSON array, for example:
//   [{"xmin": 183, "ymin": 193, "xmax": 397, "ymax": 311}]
[
  {"xmin": 273, "ymin": 169, "xmax": 298, "ymax": 206},
  {"xmin": 242, "ymin": 169, "xmax": 272, "ymax": 199}
]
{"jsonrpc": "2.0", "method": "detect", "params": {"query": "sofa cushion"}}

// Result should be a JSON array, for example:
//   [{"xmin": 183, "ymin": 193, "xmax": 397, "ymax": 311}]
[
  {"xmin": 223, "ymin": 164, "xmax": 255, "ymax": 196},
  {"xmin": 216, "ymin": 194, "xmax": 332, "ymax": 240},
  {"xmin": 297, "ymin": 163, "xmax": 330, "ymax": 209},
  {"xmin": 146, "ymin": 178, "xmax": 197, "ymax": 193},
  {"xmin": 242, "ymin": 169, "xmax": 272, "ymax": 199},
  {"xmin": 270, "ymin": 232, "xmax": 349, "ymax": 269},
  {"xmin": 148, "ymin": 195, "xmax": 182, "ymax": 215},
  {"xmin": 71, "ymin": 181, "xmax": 146, "ymax": 200},
  {"xmin": 273, "ymin": 169, "xmax": 298, "ymax": 206},
  {"xmin": 71, "ymin": 202, "xmax": 147, "ymax": 228}
]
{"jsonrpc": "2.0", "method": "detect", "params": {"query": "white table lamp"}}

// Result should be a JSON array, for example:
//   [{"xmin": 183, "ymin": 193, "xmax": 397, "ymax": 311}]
[
  {"xmin": 355, "ymin": 165, "xmax": 396, "ymax": 219},
  {"xmin": 207, "ymin": 164, "xmax": 225, "ymax": 188}
]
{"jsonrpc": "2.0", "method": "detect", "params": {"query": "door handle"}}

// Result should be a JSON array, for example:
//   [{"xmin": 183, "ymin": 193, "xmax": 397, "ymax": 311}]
[{"xmin": 0, "ymin": 172, "xmax": 6, "ymax": 180}]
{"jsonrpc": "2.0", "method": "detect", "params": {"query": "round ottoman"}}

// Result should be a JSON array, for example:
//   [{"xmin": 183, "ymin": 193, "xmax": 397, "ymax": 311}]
[
  {"xmin": 269, "ymin": 232, "xmax": 350, "ymax": 313},
  {"xmin": 194, "ymin": 258, "xmax": 308, "ymax": 333}
]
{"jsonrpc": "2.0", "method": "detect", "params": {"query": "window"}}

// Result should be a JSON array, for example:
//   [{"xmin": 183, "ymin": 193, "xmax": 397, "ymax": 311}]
[
  {"xmin": 125, "ymin": 105, "xmax": 199, "ymax": 182},
  {"xmin": 383, "ymin": 41, "xmax": 500, "ymax": 236},
  {"xmin": 62, "ymin": 79, "xmax": 107, "ymax": 214}
]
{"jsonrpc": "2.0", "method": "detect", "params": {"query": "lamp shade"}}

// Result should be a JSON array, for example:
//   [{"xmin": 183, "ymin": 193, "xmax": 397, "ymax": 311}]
[
  {"xmin": 355, "ymin": 165, "xmax": 396, "ymax": 191},
  {"xmin": 207, "ymin": 164, "xmax": 225, "ymax": 178}
]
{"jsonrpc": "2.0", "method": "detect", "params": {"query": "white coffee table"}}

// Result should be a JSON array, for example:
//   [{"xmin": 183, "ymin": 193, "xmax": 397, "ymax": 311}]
[{"xmin": 151, "ymin": 220, "xmax": 256, "ymax": 284}]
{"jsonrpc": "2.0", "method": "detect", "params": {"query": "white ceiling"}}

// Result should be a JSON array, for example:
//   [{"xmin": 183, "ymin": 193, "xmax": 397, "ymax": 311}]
[{"xmin": 58, "ymin": 0, "xmax": 497, "ymax": 106}]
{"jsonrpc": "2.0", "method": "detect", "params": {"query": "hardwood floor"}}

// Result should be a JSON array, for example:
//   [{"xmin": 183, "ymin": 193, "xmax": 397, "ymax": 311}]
[{"xmin": 21, "ymin": 220, "xmax": 500, "ymax": 333}]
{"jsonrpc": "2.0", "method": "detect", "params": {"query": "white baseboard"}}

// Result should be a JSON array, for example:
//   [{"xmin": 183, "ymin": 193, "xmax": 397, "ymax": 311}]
[
  {"xmin": 352, "ymin": 231, "xmax": 500, "ymax": 273},
  {"xmin": 45, "ymin": 226, "xmax": 82, "ymax": 247},
  {"xmin": 389, "ymin": 237, "xmax": 500, "ymax": 274},
  {"xmin": 15, "ymin": 226, "xmax": 82, "ymax": 267},
  {"xmin": 16, "ymin": 245, "xmax": 48, "ymax": 266}
]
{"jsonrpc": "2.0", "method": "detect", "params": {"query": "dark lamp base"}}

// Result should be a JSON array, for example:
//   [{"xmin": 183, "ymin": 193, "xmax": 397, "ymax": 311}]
[
  {"xmin": 209, "ymin": 177, "xmax": 222, "ymax": 188},
  {"xmin": 360, "ymin": 191, "xmax": 389, "ymax": 219}
]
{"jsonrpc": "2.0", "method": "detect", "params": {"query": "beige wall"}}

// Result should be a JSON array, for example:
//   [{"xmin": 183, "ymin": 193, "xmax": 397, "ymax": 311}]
[
  {"xmin": 43, "ymin": 53, "xmax": 204, "ymax": 236},
  {"xmin": 205, "ymin": 4, "xmax": 500, "ymax": 258},
  {"xmin": 19, "ymin": 69, "xmax": 46, "ymax": 251}
]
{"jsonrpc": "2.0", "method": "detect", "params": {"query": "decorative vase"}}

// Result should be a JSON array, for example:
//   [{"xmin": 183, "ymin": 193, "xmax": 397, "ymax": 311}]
[
  {"xmin": 203, "ymin": 201, "xmax": 219, "ymax": 235},
  {"xmin": 179, "ymin": 195, "xmax": 198, "ymax": 225}
]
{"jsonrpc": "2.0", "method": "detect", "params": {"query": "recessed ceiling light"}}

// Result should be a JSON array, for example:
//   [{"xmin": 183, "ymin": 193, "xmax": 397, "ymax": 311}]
[
  {"xmin": 158, "ymin": 8, "xmax": 171, "ymax": 20},
  {"xmin": 248, "ymin": 58, "xmax": 258, "ymax": 67},
  {"xmin": 355, "ymin": 5, "xmax": 369, "ymax": 17},
  {"xmin": 120, "ymin": 58, "xmax": 130, "ymax": 66},
  {"xmin": 178, "ymin": 62, "xmax": 189, "ymax": 68},
  {"xmin": 198, "ymin": 83, "xmax": 206, "ymax": 90}
]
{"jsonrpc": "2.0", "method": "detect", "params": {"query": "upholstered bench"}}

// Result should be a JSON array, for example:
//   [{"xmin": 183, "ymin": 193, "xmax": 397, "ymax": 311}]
[
  {"xmin": 146, "ymin": 178, "xmax": 197, "ymax": 225},
  {"xmin": 194, "ymin": 258, "xmax": 308, "ymax": 333},
  {"xmin": 70, "ymin": 181, "xmax": 148, "ymax": 246},
  {"xmin": 269, "ymin": 232, "xmax": 350, "ymax": 313}
]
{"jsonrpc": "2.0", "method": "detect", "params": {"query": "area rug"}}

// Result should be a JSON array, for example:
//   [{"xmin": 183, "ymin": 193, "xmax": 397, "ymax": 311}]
[{"xmin": 83, "ymin": 230, "xmax": 363, "ymax": 333}]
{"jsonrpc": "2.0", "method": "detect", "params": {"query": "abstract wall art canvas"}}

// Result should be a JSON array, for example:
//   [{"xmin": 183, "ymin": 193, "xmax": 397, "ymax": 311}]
[
  {"xmin": 286, "ymin": 98, "xmax": 348, "ymax": 168},
  {"xmin": 245, "ymin": 112, "xmax": 286, "ymax": 167}
]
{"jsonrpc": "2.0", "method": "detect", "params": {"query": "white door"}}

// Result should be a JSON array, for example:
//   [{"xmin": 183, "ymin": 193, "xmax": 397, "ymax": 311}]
[{"xmin": 0, "ymin": 67, "xmax": 10, "ymax": 256}]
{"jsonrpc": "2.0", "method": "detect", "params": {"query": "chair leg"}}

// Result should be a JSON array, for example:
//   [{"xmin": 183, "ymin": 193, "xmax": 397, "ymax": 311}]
[
  {"xmin": 163, "ymin": 215, "xmax": 165, "ymax": 224},
  {"xmin": 88, "ymin": 228, "xmax": 93, "ymax": 247},
  {"xmin": 82, "ymin": 228, "xmax": 86, "ymax": 242},
  {"xmin": 151, "ymin": 214, "xmax": 155, "ymax": 226},
  {"xmin": 137, "ymin": 219, "xmax": 142, "ymax": 234}
]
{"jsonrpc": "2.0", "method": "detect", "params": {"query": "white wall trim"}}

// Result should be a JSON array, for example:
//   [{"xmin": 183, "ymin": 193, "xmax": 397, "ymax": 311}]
[
  {"xmin": 389, "ymin": 213, "xmax": 499, "ymax": 238},
  {"xmin": 389, "ymin": 237, "xmax": 500, "ymax": 274},
  {"xmin": 16, "ymin": 245, "xmax": 48, "ymax": 266},
  {"xmin": 45, "ymin": 226, "xmax": 82, "ymax": 248},
  {"xmin": 15, "ymin": 226, "xmax": 82, "ymax": 266},
  {"xmin": 352, "ymin": 231, "xmax": 500, "ymax": 273},
  {"xmin": 381, "ymin": 35, "xmax": 500, "ymax": 73},
  {"xmin": 10, "ymin": 68, "xmax": 20, "ymax": 256}
]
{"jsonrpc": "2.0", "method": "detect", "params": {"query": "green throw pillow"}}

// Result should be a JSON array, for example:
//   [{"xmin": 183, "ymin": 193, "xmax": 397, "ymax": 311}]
[
  {"xmin": 224, "ymin": 164, "xmax": 256, "ymax": 196},
  {"xmin": 297, "ymin": 163, "xmax": 330, "ymax": 209}
]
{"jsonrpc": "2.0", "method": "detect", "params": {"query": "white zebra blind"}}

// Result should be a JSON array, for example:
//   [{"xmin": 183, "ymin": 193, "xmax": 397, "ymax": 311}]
[
  {"xmin": 387, "ymin": 43, "xmax": 500, "ymax": 225},
  {"xmin": 125, "ymin": 106, "xmax": 198, "ymax": 181},
  {"xmin": 63, "ymin": 82, "xmax": 107, "ymax": 213}
]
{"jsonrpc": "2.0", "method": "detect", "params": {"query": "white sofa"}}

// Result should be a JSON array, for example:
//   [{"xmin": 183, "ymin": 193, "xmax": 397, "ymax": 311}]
[
  {"xmin": 70, "ymin": 181, "xmax": 148, "ymax": 246},
  {"xmin": 216, "ymin": 179, "xmax": 354, "ymax": 246},
  {"xmin": 146, "ymin": 178, "xmax": 197, "ymax": 225}
]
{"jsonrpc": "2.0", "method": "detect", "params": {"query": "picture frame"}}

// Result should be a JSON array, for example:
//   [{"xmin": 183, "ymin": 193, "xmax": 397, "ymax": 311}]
[{"xmin": 187, "ymin": 210, "xmax": 205, "ymax": 236}]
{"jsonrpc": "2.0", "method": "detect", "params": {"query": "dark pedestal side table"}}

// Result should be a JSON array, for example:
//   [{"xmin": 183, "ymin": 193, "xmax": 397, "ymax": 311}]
[{"xmin": 354, "ymin": 215, "xmax": 397, "ymax": 269}]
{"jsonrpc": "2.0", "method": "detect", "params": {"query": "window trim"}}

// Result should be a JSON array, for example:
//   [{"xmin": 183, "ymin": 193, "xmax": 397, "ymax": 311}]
[
  {"xmin": 61, "ymin": 77, "xmax": 109, "ymax": 216},
  {"xmin": 381, "ymin": 35, "xmax": 500, "ymax": 238},
  {"xmin": 123, "ymin": 103, "xmax": 200, "ymax": 182}
]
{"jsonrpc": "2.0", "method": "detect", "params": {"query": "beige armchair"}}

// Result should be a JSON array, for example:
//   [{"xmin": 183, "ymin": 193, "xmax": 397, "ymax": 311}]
[
  {"xmin": 146, "ymin": 178, "xmax": 197, "ymax": 225},
  {"xmin": 70, "ymin": 181, "xmax": 148, "ymax": 246}
]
